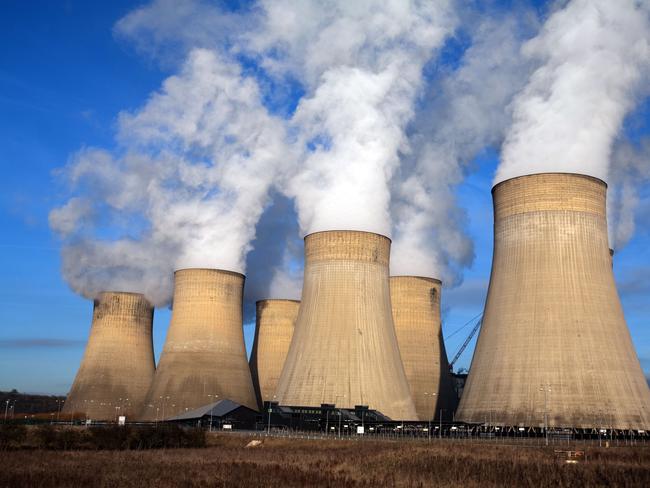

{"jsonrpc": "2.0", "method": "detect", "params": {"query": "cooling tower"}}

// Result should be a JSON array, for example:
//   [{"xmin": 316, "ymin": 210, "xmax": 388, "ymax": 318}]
[
  {"xmin": 63, "ymin": 292, "xmax": 155, "ymax": 421},
  {"xmin": 276, "ymin": 230, "xmax": 417, "ymax": 420},
  {"xmin": 456, "ymin": 173, "xmax": 650, "ymax": 430},
  {"xmin": 140, "ymin": 269, "xmax": 257, "ymax": 420},
  {"xmin": 249, "ymin": 299, "xmax": 300, "ymax": 406},
  {"xmin": 390, "ymin": 276, "xmax": 458, "ymax": 421}
]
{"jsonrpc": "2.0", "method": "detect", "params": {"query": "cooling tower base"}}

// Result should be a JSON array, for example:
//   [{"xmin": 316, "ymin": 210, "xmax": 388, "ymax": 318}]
[
  {"xmin": 456, "ymin": 173, "xmax": 650, "ymax": 431},
  {"xmin": 276, "ymin": 230, "xmax": 418, "ymax": 421},
  {"xmin": 63, "ymin": 292, "xmax": 155, "ymax": 421},
  {"xmin": 140, "ymin": 269, "xmax": 258, "ymax": 420}
]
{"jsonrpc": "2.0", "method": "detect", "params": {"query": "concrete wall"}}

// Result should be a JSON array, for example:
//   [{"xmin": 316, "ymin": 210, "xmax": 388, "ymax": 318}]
[
  {"xmin": 249, "ymin": 299, "xmax": 300, "ymax": 407},
  {"xmin": 456, "ymin": 173, "xmax": 650, "ymax": 429},
  {"xmin": 63, "ymin": 292, "xmax": 155, "ymax": 421},
  {"xmin": 140, "ymin": 269, "xmax": 257, "ymax": 420},
  {"xmin": 276, "ymin": 230, "xmax": 417, "ymax": 420},
  {"xmin": 390, "ymin": 276, "xmax": 457, "ymax": 421}
]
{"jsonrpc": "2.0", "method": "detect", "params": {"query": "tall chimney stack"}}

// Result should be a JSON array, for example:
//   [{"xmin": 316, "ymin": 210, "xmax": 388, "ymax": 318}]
[
  {"xmin": 390, "ymin": 276, "xmax": 457, "ymax": 421},
  {"xmin": 456, "ymin": 173, "xmax": 650, "ymax": 429},
  {"xmin": 276, "ymin": 230, "xmax": 417, "ymax": 420},
  {"xmin": 63, "ymin": 292, "xmax": 155, "ymax": 420},
  {"xmin": 249, "ymin": 299, "xmax": 300, "ymax": 407},
  {"xmin": 140, "ymin": 268, "xmax": 257, "ymax": 420}
]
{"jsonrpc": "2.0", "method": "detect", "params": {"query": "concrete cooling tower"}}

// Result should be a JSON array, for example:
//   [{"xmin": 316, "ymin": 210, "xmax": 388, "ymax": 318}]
[
  {"xmin": 456, "ymin": 173, "xmax": 650, "ymax": 430},
  {"xmin": 249, "ymin": 299, "xmax": 300, "ymax": 406},
  {"xmin": 390, "ymin": 276, "xmax": 458, "ymax": 421},
  {"xmin": 63, "ymin": 292, "xmax": 155, "ymax": 421},
  {"xmin": 140, "ymin": 268, "xmax": 257, "ymax": 420},
  {"xmin": 275, "ymin": 230, "xmax": 417, "ymax": 420}
]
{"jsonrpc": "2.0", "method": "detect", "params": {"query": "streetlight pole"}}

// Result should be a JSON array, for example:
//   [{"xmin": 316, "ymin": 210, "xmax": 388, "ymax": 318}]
[
  {"xmin": 424, "ymin": 391, "xmax": 436, "ymax": 442},
  {"xmin": 161, "ymin": 396, "xmax": 170, "ymax": 421},
  {"xmin": 539, "ymin": 384, "xmax": 551, "ymax": 446},
  {"xmin": 335, "ymin": 395, "xmax": 345, "ymax": 438},
  {"xmin": 207, "ymin": 394, "xmax": 218, "ymax": 432},
  {"xmin": 266, "ymin": 395, "xmax": 276, "ymax": 434},
  {"xmin": 56, "ymin": 399, "xmax": 64, "ymax": 422}
]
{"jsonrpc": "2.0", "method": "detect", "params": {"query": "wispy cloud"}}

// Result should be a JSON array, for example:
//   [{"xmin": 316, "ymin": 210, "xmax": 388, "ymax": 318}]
[{"xmin": 0, "ymin": 339, "xmax": 85, "ymax": 349}]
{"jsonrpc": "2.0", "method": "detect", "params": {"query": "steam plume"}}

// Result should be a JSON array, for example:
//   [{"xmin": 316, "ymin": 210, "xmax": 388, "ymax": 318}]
[
  {"xmin": 497, "ymin": 0, "xmax": 650, "ymax": 184},
  {"xmin": 50, "ymin": 49, "xmax": 292, "ymax": 306},
  {"xmin": 390, "ymin": 12, "xmax": 536, "ymax": 283},
  {"xmin": 247, "ymin": 0, "xmax": 458, "ymax": 237},
  {"xmin": 608, "ymin": 137, "xmax": 650, "ymax": 250}
]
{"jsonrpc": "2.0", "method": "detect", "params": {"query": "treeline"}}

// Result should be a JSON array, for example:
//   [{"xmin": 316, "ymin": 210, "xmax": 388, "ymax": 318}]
[
  {"xmin": 0, "ymin": 424, "xmax": 205, "ymax": 451},
  {"xmin": 1, "ymin": 390, "xmax": 65, "ymax": 415}
]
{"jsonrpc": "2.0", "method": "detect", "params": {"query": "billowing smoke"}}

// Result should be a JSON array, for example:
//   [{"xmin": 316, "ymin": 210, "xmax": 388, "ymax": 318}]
[
  {"xmin": 497, "ymin": 0, "xmax": 650, "ymax": 184},
  {"xmin": 390, "ymin": 11, "xmax": 537, "ymax": 283},
  {"xmin": 608, "ymin": 137, "xmax": 650, "ymax": 250},
  {"xmin": 51, "ymin": 0, "xmax": 650, "ymax": 311},
  {"xmin": 50, "ymin": 48, "xmax": 292, "ymax": 306},
  {"xmin": 246, "ymin": 1, "xmax": 458, "ymax": 237}
]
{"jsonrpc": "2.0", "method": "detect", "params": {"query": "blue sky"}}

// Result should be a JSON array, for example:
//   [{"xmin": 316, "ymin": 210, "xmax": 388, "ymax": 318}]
[{"xmin": 0, "ymin": 0, "xmax": 648, "ymax": 394}]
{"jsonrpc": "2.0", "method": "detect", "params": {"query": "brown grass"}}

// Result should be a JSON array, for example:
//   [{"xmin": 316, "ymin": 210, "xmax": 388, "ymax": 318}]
[{"xmin": 1, "ymin": 434, "xmax": 648, "ymax": 487}]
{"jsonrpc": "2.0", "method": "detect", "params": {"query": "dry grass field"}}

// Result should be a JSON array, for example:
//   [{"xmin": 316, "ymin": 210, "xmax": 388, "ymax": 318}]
[{"xmin": 1, "ymin": 433, "xmax": 649, "ymax": 487}]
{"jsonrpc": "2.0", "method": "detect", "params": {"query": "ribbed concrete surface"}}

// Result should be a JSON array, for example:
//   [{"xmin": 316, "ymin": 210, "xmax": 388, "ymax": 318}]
[
  {"xmin": 276, "ymin": 230, "xmax": 417, "ymax": 420},
  {"xmin": 140, "ymin": 269, "xmax": 257, "ymax": 420},
  {"xmin": 250, "ymin": 299, "xmax": 300, "ymax": 407},
  {"xmin": 63, "ymin": 292, "xmax": 155, "ymax": 420},
  {"xmin": 456, "ymin": 173, "xmax": 650, "ymax": 429},
  {"xmin": 390, "ymin": 276, "xmax": 458, "ymax": 421}
]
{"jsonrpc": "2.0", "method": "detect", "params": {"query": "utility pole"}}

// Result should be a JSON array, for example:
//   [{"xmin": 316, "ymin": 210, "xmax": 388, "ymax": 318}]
[{"xmin": 4, "ymin": 400, "xmax": 9, "ymax": 422}]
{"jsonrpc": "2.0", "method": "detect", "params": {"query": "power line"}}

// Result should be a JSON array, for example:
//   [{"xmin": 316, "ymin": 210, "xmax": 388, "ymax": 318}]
[{"xmin": 444, "ymin": 312, "xmax": 483, "ymax": 341}]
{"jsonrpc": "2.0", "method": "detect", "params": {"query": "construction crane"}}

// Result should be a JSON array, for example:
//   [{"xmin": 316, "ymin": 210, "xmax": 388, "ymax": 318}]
[{"xmin": 448, "ymin": 315, "xmax": 482, "ymax": 373}]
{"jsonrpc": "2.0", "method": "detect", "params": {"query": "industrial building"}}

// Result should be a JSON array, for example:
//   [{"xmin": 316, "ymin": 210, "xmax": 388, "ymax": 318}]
[
  {"xmin": 249, "ymin": 299, "xmax": 300, "ymax": 407},
  {"xmin": 167, "ymin": 399, "xmax": 258, "ymax": 430},
  {"xmin": 390, "ymin": 276, "xmax": 458, "ymax": 421},
  {"xmin": 275, "ymin": 230, "xmax": 417, "ymax": 420},
  {"xmin": 63, "ymin": 292, "xmax": 155, "ymax": 421},
  {"xmin": 140, "ymin": 268, "xmax": 258, "ymax": 420},
  {"xmin": 456, "ymin": 173, "xmax": 650, "ymax": 430},
  {"xmin": 264, "ymin": 401, "xmax": 393, "ymax": 433}
]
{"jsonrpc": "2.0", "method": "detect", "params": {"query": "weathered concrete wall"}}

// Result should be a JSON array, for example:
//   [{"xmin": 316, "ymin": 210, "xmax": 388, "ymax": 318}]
[
  {"xmin": 63, "ymin": 292, "xmax": 155, "ymax": 421},
  {"xmin": 250, "ymin": 299, "xmax": 300, "ymax": 407},
  {"xmin": 390, "ymin": 276, "xmax": 458, "ymax": 421},
  {"xmin": 140, "ymin": 269, "xmax": 257, "ymax": 420},
  {"xmin": 456, "ymin": 173, "xmax": 650, "ymax": 429},
  {"xmin": 276, "ymin": 230, "xmax": 417, "ymax": 420}
]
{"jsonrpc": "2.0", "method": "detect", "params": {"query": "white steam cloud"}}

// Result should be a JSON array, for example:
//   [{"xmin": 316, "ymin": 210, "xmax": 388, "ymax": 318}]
[
  {"xmin": 247, "ymin": 0, "xmax": 457, "ymax": 237},
  {"xmin": 390, "ymin": 12, "xmax": 537, "ymax": 283},
  {"xmin": 497, "ymin": 0, "xmax": 650, "ymax": 184},
  {"xmin": 608, "ymin": 137, "xmax": 650, "ymax": 250},
  {"xmin": 50, "ymin": 49, "xmax": 292, "ymax": 306},
  {"xmin": 51, "ymin": 0, "xmax": 650, "ymax": 308}
]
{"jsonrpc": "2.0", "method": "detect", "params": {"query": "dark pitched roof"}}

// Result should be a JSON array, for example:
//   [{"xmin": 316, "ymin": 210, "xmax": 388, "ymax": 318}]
[{"xmin": 168, "ymin": 399, "xmax": 253, "ymax": 421}]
